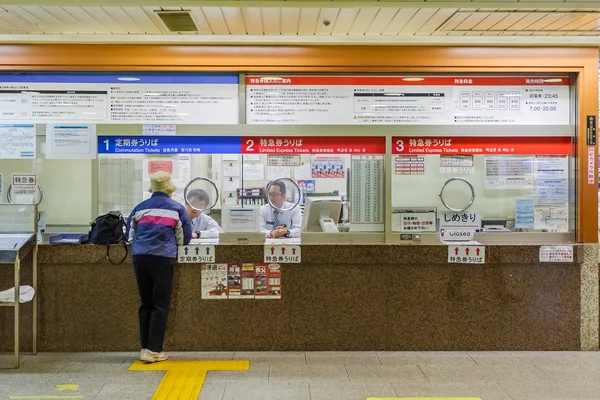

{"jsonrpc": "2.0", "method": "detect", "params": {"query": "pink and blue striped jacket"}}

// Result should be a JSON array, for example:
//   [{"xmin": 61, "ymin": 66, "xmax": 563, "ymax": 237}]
[{"xmin": 126, "ymin": 192, "xmax": 192, "ymax": 258}]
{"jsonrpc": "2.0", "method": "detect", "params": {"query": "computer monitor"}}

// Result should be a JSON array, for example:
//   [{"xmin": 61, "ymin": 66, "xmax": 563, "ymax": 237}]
[
  {"xmin": 302, "ymin": 196, "xmax": 342, "ymax": 233},
  {"xmin": 221, "ymin": 205, "xmax": 261, "ymax": 233}
]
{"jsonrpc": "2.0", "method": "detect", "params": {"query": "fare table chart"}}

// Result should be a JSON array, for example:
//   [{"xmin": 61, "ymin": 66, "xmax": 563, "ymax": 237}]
[{"xmin": 245, "ymin": 76, "xmax": 570, "ymax": 125}]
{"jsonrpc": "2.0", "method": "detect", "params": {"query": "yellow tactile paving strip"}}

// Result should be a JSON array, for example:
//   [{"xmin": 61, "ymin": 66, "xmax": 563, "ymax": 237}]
[{"xmin": 129, "ymin": 360, "xmax": 250, "ymax": 400}]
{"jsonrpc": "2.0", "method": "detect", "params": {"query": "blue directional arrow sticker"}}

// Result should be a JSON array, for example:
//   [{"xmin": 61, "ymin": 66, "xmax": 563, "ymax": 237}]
[{"xmin": 178, "ymin": 245, "xmax": 215, "ymax": 263}]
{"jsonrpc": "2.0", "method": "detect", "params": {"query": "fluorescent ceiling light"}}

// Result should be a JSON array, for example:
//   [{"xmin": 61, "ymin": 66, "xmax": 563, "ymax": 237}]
[
  {"xmin": 543, "ymin": 78, "xmax": 563, "ymax": 83},
  {"xmin": 145, "ymin": 92, "xmax": 162, "ymax": 96},
  {"xmin": 402, "ymin": 77, "xmax": 424, "ymax": 82},
  {"xmin": 383, "ymin": 93, "xmax": 401, "ymax": 96},
  {"xmin": 117, "ymin": 77, "xmax": 140, "ymax": 81},
  {"xmin": 20, "ymin": 91, "xmax": 39, "ymax": 94}
]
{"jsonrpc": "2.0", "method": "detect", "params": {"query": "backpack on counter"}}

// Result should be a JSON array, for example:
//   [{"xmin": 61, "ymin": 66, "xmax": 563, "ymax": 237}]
[{"xmin": 84, "ymin": 211, "xmax": 128, "ymax": 265}]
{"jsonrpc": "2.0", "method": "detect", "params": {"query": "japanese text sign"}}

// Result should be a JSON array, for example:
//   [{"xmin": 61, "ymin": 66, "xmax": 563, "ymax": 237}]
[
  {"xmin": 448, "ymin": 245, "xmax": 485, "ymax": 264},
  {"xmin": 12, "ymin": 174, "xmax": 36, "ymax": 186},
  {"xmin": 243, "ymin": 136, "xmax": 385, "ymax": 155},
  {"xmin": 264, "ymin": 245, "xmax": 301, "ymax": 263},
  {"xmin": 98, "ymin": 136, "xmax": 241, "ymax": 155},
  {"xmin": 440, "ymin": 212, "xmax": 481, "ymax": 230},
  {"xmin": 178, "ymin": 245, "xmax": 215, "ymax": 263},
  {"xmin": 393, "ymin": 137, "xmax": 571, "ymax": 155}
]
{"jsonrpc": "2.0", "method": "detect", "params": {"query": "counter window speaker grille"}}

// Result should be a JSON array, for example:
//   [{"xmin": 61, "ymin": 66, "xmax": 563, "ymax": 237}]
[{"xmin": 156, "ymin": 11, "xmax": 198, "ymax": 32}]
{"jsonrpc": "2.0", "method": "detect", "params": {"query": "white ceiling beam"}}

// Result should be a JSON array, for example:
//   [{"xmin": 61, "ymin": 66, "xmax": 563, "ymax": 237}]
[
  {"xmin": 2, "ymin": 2, "xmax": 600, "ymax": 9},
  {"xmin": 2, "ymin": 33, "xmax": 600, "ymax": 45}
]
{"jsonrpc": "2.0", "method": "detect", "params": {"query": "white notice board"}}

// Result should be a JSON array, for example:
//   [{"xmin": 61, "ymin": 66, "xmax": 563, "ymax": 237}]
[{"xmin": 246, "ymin": 76, "xmax": 570, "ymax": 125}]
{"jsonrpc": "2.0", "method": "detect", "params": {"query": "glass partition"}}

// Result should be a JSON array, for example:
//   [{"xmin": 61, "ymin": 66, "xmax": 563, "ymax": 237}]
[
  {"xmin": 97, "ymin": 136, "xmax": 387, "ymax": 241},
  {"xmin": 390, "ymin": 136, "xmax": 575, "ymax": 240}
]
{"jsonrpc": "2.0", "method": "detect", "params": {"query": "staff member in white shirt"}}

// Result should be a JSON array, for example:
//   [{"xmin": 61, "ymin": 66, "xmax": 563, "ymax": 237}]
[
  {"xmin": 185, "ymin": 189, "xmax": 223, "ymax": 239},
  {"xmin": 260, "ymin": 179, "xmax": 302, "ymax": 238}
]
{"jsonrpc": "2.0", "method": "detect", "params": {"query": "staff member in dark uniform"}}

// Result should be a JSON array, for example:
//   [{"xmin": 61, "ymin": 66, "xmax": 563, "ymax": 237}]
[{"xmin": 126, "ymin": 171, "xmax": 192, "ymax": 363}]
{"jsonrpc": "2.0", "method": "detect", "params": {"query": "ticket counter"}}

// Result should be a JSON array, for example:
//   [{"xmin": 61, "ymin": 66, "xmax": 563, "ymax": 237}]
[{"xmin": 0, "ymin": 45, "xmax": 598, "ymax": 353}]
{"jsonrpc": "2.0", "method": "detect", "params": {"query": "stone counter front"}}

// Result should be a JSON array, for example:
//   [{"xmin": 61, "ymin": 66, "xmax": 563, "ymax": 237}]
[{"xmin": 0, "ymin": 244, "xmax": 584, "ymax": 352}]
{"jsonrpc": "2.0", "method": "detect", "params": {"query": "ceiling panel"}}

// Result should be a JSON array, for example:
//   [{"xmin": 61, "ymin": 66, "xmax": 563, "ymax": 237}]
[
  {"xmin": 575, "ymin": 16, "xmax": 600, "ymax": 30},
  {"xmin": 416, "ymin": 8, "xmax": 457, "ymax": 35},
  {"xmin": 541, "ymin": 13, "xmax": 585, "ymax": 30},
  {"xmin": 506, "ymin": 12, "xmax": 547, "ymax": 30},
  {"xmin": 62, "ymin": 6, "xmax": 109, "ymax": 34},
  {"xmin": 439, "ymin": 12, "xmax": 470, "ymax": 31},
  {"xmin": 364, "ymin": 7, "xmax": 397, "ymax": 35},
  {"xmin": 20, "ymin": 5, "xmax": 67, "ymax": 32},
  {"xmin": 0, "ymin": 9, "xmax": 43, "ymax": 33},
  {"xmin": 0, "ymin": 5, "xmax": 596, "ymax": 43},
  {"xmin": 315, "ymin": 8, "xmax": 340, "ymax": 36},
  {"xmin": 221, "ymin": 7, "xmax": 246, "ymax": 35},
  {"xmin": 42, "ymin": 6, "xmax": 91, "ymax": 33},
  {"xmin": 280, "ymin": 7, "xmax": 299, "ymax": 35},
  {"xmin": 261, "ymin": 7, "xmax": 280, "ymax": 35},
  {"xmin": 298, "ymin": 7, "xmax": 319, "ymax": 35},
  {"xmin": 558, "ymin": 12, "xmax": 599, "ymax": 30},
  {"xmin": 241, "ymin": 6, "xmax": 262, "ymax": 35},
  {"xmin": 202, "ymin": 7, "xmax": 230, "ymax": 35},
  {"xmin": 456, "ymin": 12, "xmax": 490, "ymax": 30},
  {"xmin": 102, "ymin": 6, "xmax": 143, "ymax": 34},
  {"xmin": 524, "ymin": 13, "xmax": 565, "ymax": 30},
  {"xmin": 0, "ymin": 13, "xmax": 26, "ymax": 33},
  {"xmin": 331, "ymin": 7, "xmax": 358, "ymax": 35},
  {"xmin": 488, "ymin": 12, "xmax": 528, "ymax": 30},
  {"xmin": 82, "ymin": 6, "xmax": 127, "ymax": 34},
  {"xmin": 121, "ymin": 7, "xmax": 161, "ymax": 34},
  {"xmin": 348, "ymin": 7, "xmax": 379, "ymax": 35},
  {"xmin": 471, "ymin": 12, "xmax": 510, "ymax": 30},
  {"xmin": 382, "ymin": 8, "xmax": 418, "ymax": 35},
  {"xmin": 2, "ymin": 6, "xmax": 58, "ymax": 33},
  {"xmin": 141, "ymin": 6, "xmax": 172, "ymax": 34},
  {"xmin": 398, "ymin": 8, "xmax": 437, "ymax": 35}
]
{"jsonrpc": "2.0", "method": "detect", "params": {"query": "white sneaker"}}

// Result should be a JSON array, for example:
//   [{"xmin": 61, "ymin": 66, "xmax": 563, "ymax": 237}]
[
  {"xmin": 140, "ymin": 349, "xmax": 149, "ymax": 361},
  {"xmin": 141, "ymin": 350, "xmax": 168, "ymax": 363}
]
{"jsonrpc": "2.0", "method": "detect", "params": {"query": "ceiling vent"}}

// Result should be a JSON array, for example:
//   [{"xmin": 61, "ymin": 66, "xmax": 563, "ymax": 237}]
[{"xmin": 156, "ymin": 11, "xmax": 198, "ymax": 32}]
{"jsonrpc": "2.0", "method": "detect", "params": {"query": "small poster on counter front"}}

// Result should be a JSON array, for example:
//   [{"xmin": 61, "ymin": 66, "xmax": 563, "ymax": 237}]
[
  {"xmin": 240, "ymin": 263, "xmax": 255, "ymax": 299},
  {"xmin": 227, "ymin": 264, "xmax": 242, "ymax": 298},
  {"xmin": 267, "ymin": 264, "xmax": 282, "ymax": 299},
  {"xmin": 201, "ymin": 264, "xmax": 228, "ymax": 299},
  {"xmin": 254, "ymin": 265, "xmax": 268, "ymax": 298}
]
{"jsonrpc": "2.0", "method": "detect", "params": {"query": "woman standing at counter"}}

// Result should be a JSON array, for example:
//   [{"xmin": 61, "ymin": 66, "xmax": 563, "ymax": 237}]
[{"xmin": 126, "ymin": 171, "xmax": 192, "ymax": 363}]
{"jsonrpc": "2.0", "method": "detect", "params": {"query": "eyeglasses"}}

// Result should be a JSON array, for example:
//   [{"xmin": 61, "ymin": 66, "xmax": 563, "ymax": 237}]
[{"xmin": 268, "ymin": 192, "xmax": 283, "ymax": 198}]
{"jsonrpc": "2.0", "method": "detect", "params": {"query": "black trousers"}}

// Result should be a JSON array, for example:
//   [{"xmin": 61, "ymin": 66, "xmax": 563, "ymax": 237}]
[{"xmin": 133, "ymin": 255, "xmax": 174, "ymax": 353}]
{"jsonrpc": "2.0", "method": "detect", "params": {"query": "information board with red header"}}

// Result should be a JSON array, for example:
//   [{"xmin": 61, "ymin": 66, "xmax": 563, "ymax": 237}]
[
  {"xmin": 242, "ymin": 136, "xmax": 386, "ymax": 154},
  {"xmin": 392, "ymin": 136, "xmax": 572, "ymax": 155},
  {"xmin": 246, "ymin": 75, "xmax": 570, "ymax": 126}
]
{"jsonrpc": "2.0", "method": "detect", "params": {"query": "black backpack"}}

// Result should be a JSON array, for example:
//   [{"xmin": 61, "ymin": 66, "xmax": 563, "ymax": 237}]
[{"xmin": 85, "ymin": 211, "xmax": 128, "ymax": 265}]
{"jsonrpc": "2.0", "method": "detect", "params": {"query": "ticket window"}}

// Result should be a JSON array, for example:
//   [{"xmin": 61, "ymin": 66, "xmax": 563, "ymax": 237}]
[
  {"xmin": 390, "ymin": 136, "xmax": 575, "ymax": 241},
  {"xmin": 224, "ymin": 152, "xmax": 385, "ymax": 235},
  {"xmin": 98, "ymin": 148, "xmax": 386, "ymax": 236}
]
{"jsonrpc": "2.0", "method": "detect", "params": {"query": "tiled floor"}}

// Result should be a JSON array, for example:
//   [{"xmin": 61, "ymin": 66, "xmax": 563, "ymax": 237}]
[{"xmin": 2, "ymin": 351, "xmax": 600, "ymax": 399}]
